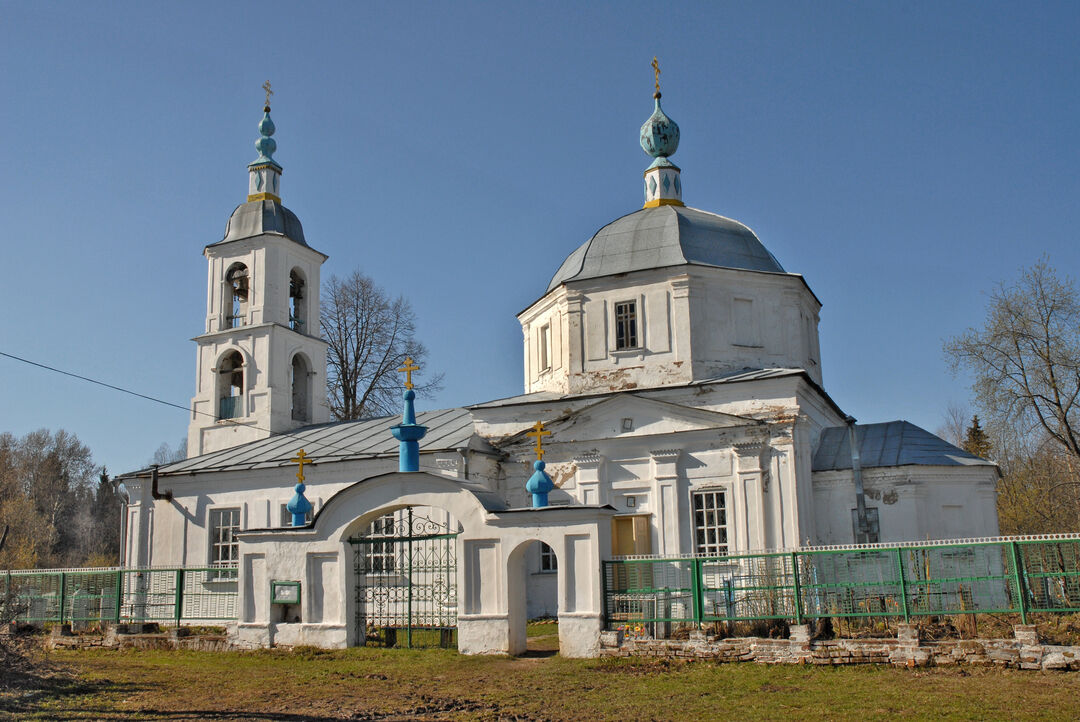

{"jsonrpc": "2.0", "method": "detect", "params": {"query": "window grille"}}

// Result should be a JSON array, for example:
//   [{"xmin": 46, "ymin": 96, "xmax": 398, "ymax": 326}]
[
  {"xmin": 209, "ymin": 508, "xmax": 241, "ymax": 572},
  {"xmin": 365, "ymin": 513, "xmax": 397, "ymax": 573},
  {"xmin": 693, "ymin": 490, "xmax": 728, "ymax": 556},
  {"xmin": 614, "ymin": 301, "xmax": 638, "ymax": 350},
  {"xmin": 539, "ymin": 542, "xmax": 558, "ymax": 572}
]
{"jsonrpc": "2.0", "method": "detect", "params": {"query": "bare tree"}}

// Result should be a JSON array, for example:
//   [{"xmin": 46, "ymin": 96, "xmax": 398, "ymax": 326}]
[
  {"xmin": 945, "ymin": 260, "xmax": 1080, "ymax": 473},
  {"xmin": 150, "ymin": 436, "xmax": 187, "ymax": 466},
  {"xmin": 935, "ymin": 401, "xmax": 970, "ymax": 447},
  {"xmin": 321, "ymin": 271, "xmax": 443, "ymax": 421}
]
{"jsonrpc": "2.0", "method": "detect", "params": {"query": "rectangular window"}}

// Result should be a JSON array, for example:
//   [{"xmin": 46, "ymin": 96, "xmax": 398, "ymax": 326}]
[
  {"xmin": 364, "ymin": 513, "xmax": 397, "ymax": 573},
  {"xmin": 209, "ymin": 508, "xmax": 241, "ymax": 571},
  {"xmin": 279, "ymin": 504, "xmax": 313, "ymax": 527},
  {"xmin": 539, "ymin": 323, "xmax": 551, "ymax": 371},
  {"xmin": 539, "ymin": 542, "xmax": 557, "ymax": 572},
  {"xmin": 614, "ymin": 301, "xmax": 638, "ymax": 350},
  {"xmin": 692, "ymin": 490, "xmax": 728, "ymax": 556}
]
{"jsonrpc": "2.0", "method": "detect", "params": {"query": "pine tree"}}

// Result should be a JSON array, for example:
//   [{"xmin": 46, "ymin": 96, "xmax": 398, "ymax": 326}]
[{"xmin": 963, "ymin": 415, "xmax": 992, "ymax": 459}]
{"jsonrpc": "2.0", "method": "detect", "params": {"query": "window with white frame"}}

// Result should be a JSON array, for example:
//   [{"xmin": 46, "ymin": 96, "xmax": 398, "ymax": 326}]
[
  {"xmin": 614, "ymin": 300, "xmax": 638, "ymax": 350},
  {"xmin": 539, "ymin": 542, "xmax": 557, "ymax": 573},
  {"xmin": 692, "ymin": 490, "xmax": 728, "ymax": 556},
  {"xmin": 209, "ymin": 508, "xmax": 241, "ymax": 569},
  {"xmin": 364, "ymin": 513, "xmax": 397, "ymax": 573}
]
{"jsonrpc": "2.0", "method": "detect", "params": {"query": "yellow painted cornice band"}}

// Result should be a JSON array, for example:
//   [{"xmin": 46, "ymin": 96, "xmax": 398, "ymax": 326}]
[
  {"xmin": 247, "ymin": 192, "xmax": 282, "ymax": 203},
  {"xmin": 644, "ymin": 198, "xmax": 685, "ymax": 208}
]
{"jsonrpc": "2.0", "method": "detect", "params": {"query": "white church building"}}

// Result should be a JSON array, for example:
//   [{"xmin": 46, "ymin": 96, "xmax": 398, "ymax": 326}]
[{"xmin": 117, "ymin": 83, "xmax": 998, "ymax": 657}]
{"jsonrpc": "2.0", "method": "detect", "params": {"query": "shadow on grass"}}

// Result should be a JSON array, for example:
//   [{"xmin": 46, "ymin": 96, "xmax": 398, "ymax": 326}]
[{"xmin": 516, "ymin": 649, "xmax": 558, "ymax": 658}]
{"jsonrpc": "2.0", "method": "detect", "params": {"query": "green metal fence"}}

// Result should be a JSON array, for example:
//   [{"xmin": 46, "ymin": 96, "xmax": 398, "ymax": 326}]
[
  {"xmin": 1, "ymin": 567, "xmax": 238, "ymax": 626},
  {"xmin": 603, "ymin": 536, "xmax": 1080, "ymax": 633}
]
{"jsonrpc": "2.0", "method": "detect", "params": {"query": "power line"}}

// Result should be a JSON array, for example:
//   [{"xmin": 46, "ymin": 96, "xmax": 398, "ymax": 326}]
[{"xmin": 0, "ymin": 347, "xmax": 393, "ymax": 459}]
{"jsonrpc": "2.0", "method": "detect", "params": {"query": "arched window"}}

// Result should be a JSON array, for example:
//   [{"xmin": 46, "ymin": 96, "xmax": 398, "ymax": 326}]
[
  {"xmin": 217, "ymin": 351, "xmax": 244, "ymax": 420},
  {"xmin": 291, "ymin": 353, "xmax": 311, "ymax": 422},
  {"xmin": 289, "ymin": 269, "xmax": 306, "ymax": 331},
  {"xmin": 224, "ymin": 263, "xmax": 250, "ymax": 329}
]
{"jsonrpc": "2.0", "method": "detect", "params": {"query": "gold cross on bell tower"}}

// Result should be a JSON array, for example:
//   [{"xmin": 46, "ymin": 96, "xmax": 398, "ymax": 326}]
[
  {"xmin": 652, "ymin": 57, "xmax": 661, "ymax": 99},
  {"xmin": 262, "ymin": 80, "xmax": 273, "ymax": 109},
  {"xmin": 397, "ymin": 357, "xmax": 419, "ymax": 389},
  {"xmin": 526, "ymin": 420, "xmax": 552, "ymax": 460},
  {"xmin": 290, "ymin": 448, "xmax": 310, "ymax": 483}
]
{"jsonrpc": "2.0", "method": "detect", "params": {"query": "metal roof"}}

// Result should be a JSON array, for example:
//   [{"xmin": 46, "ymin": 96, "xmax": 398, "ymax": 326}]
[
  {"xmin": 546, "ymin": 205, "xmax": 785, "ymax": 292},
  {"xmin": 812, "ymin": 421, "xmax": 993, "ymax": 471},
  {"xmin": 212, "ymin": 200, "xmax": 308, "ymax": 248},
  {"xmin": 144, "ymin": 407, "xmax": 489, "ymax": 477},
  {"xmin": 468, "ymin": 368, "xmax": 808, "ymax": 409}
]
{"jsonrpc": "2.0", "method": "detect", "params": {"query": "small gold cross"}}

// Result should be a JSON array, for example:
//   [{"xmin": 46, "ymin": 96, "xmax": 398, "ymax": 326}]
[
  {"xmin": 262, "ymin": 80, "xmax": 273, "ymax": 109},
  {"xmin": 652, "ymin": 57, "xmax": 661, "ymax": 98},
  {"xmin": 526, "ymin": 420, "xmax": 552, "ymax": 460},
  {"xmin": 397, "ymin": 357, "xmax": 420, "ymax": 390},
  {"xmin": 290, "ymin": 448, "xmax": 310, "ymax": 483}
]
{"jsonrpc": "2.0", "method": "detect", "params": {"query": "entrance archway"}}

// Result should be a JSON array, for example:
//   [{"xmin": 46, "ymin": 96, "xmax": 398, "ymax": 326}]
[
  {"xmin": 507, "ymin": 539, "xmax": 561, "ymax": 656},
  {"xmin": 349, "ymin": 505, "xmax": 460, "ymax": 648}
]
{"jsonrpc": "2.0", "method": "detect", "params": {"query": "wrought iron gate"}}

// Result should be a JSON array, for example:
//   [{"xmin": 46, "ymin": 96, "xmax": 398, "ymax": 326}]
[{"xmin": 349, "ymin": 509, "xmax": 459, "ymax": 648}]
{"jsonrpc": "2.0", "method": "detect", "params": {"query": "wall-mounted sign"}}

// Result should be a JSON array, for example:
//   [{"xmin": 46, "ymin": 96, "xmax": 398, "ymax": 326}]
[{"xmin": 270, "ymin": 580, "xmax": 301, "ymax": 605}]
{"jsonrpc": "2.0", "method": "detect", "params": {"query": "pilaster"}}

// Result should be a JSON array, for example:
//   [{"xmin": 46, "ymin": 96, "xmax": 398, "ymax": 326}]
[{"xmin": 649, "ymin": 448, "xmax": 682, "ymax": 555}]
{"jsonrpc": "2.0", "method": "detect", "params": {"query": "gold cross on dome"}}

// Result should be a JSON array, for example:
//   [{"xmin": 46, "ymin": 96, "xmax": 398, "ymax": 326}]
[
  {"xmin": 397, "ymin": 357, "xmax": 419, "ymax": 389},
  {"xmin": 652, "ymin": 57, "xmax": 661, "ymax": 97},
  {"xmin": 526, "ymin": 420, "xmax": 551, "ymax": 460},
  {"xmin": 290, "ymin": 448, "xmax": 310, "ymax": 483},
  {"xmin": 262, "ymin": 80, "xmax": 273, "ymax": 108}
]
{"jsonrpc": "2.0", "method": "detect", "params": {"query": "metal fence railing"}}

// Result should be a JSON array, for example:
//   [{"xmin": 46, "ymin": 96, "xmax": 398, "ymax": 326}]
[
  {"xmin": 603, "ymin": 536, "xmax": 1080, "ymax": 633},
  {"xmin": 1, "ymin": 567, "xmax": 238, "ymax": 626}
]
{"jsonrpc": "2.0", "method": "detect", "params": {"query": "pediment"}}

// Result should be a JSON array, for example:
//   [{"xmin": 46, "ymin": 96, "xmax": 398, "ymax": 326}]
[{"xmin": 498, "ymin": 393, "xmax": 760, "ymax": 449}]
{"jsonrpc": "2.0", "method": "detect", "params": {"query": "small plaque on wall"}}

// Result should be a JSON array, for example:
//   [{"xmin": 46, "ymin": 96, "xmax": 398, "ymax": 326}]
[{"xmin": 270, "ymin": 580, "xmax": 301, "ymax": 605}]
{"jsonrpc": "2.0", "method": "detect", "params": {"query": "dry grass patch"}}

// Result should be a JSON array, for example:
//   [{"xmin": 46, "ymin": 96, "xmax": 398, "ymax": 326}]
[{"xmin": 2, "ymin": 646, "xmax": 1078, "ymax": 721}]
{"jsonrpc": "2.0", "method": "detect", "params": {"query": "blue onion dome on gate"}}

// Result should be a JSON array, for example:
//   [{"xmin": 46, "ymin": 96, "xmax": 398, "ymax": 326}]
[{"xmin": 639, "ymin": 96, "xmax": 680, "ymax": 166}]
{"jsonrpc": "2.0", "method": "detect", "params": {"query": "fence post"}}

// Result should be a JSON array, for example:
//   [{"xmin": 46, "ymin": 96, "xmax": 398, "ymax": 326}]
[
  {"xmin": 113, "ymin": 570, "xmax": 123, "ymax": 623},
  {"xmin": 1009, "ymin": 541, "xmax": 1028, "ymax": 625},
  {"xmin": 690, "ymin": 558, "xmax": 704, "ymax": 627},
  {"xmin": 58, "ymin": 571, "xmax": 67, "ymax": 625},
  {"xmin": 600, "ymin": 562, "xmax": 608, "ymax": 629},
  {"xmin": 895, "ymin": 548, "xmax": 910, "ymax": 622},
  {"xmin": 791, "ymin": 552, "xmax": 803, "ymax": 626},
  {"xmin": 174, "ymin": 569, "xmax": 184, "ymax": 626}
]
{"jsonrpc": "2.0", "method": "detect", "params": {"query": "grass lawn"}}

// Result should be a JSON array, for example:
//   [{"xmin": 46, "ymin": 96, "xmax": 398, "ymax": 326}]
[{"xmin": 3, "ymin": 626, "xmax": 1079, "ymax": 721}]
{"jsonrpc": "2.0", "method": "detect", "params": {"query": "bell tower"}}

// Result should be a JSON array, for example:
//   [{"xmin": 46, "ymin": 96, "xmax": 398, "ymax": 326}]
[{"xmin": 187, "ymin": 89, "xmax": 330, "ymax": 457}]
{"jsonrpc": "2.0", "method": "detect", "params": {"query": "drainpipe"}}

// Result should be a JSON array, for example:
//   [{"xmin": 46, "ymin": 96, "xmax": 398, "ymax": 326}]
[
  {"xmin": 845, "ymin": 415, "xmax": 869, "ymax": 541},
  {"xmin": 456, "ymin": 447, "xmax": 470, "ymax": 480},
  {"xmin": 150, "ymin": 465, "xmax": 173, "ymax": 502}
]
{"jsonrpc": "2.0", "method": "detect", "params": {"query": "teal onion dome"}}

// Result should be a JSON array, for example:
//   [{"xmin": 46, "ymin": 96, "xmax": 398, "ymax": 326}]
[
  {"xmin": 639, "ymin": 98, "xmax": 680, "ymax": 159},
  {"xmin": 525, "ymin": 459, "xmax": 555, "ymax": 508},
  {"xmin": 252, "ymin": 108, "xmax": 280, "ymax": 168}
]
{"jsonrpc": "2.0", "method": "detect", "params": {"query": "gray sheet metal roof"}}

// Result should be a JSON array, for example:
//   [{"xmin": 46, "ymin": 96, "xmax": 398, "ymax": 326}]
[
  {"xmin": 546, "ymin": 205, "xmax": 785, "ymax": 292},
  {"xmin": 143, "ymin": 407, "xmax": 489, "ymax": 477},
  {"xmin": 813, "ymin": 421, "xmax": 993, "ymax": 471},
  {"xmin": 468, "ymin": 368, "xmax": 807, "ymax": 409},
  {"xmin": 211, "ymin": 200, "xmax": 308, "ymax": 247}
]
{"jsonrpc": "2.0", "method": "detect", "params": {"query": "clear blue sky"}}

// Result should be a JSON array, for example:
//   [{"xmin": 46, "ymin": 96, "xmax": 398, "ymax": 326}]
[{"xmin": 2, "ymin": 2, "xmax": 1078, "ymax": 475}]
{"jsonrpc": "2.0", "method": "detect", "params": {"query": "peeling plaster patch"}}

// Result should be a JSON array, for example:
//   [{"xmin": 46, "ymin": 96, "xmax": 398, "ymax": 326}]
[
  {"xmin": 865, "ymin": 489, "xmax": 882, "ymax": 500},
  {"xmin": 545, "ymin": 462, "xmax": 578, "ymax": 488},
  {"xmin": 883, "ymin": 489, "xmax": 899, "ymax": 505}
]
